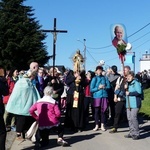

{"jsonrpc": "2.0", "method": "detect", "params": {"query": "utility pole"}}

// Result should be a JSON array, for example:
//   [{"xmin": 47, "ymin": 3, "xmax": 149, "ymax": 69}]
[
  {"xmin": 41, "ymin": 18, "xmax": 67, "ymax": 75},
  {"xmin": 83, "ymin": 39, "xmax": 86, "ymax": 71},
  {"xmin": 133, "ymin": 52, "xmax": 135, "ymax": 73}
]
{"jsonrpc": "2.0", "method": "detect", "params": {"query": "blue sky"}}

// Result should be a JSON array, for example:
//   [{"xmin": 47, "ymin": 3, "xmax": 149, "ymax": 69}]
[{"xmin": 24, "ymin": 0, "xmax": 150, "ymax": 73}]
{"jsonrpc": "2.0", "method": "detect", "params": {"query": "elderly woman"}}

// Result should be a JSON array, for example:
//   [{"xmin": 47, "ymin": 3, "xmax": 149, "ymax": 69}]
[
  {"xmin": 6, "ymin": 71, "xmax": 40, "ymax": 140},
  {"xmin": 125, "ymin": 71, "xmax": 142, "ymax": 140},
  {"xmin": 29, "ymin": 86, "xmax": 69, "ymax": 148}
]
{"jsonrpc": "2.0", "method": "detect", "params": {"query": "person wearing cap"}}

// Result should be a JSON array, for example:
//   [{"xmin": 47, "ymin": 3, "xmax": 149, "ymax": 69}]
[
  {"xmin": 106, "ymin": 65, "xmax": 120, "ymax": 125},
  {"xmin": 90, "ymin": 66, "xmax": 111, "ymax": 131}
]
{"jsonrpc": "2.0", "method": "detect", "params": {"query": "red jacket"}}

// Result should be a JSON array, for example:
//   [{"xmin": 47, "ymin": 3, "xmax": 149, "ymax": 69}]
[
  {"xmin": 3, "ymin": 77, "xmax": 15, "ymax": 104},
  {"xmin": 84, "ymin": 78, "xmax": 92, "ymax": 97}
]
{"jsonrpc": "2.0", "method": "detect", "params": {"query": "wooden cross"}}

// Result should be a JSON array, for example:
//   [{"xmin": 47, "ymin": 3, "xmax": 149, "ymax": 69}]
[{"xmin": 42, "ymin": 18, "xmax": 67, "ymax": 75}]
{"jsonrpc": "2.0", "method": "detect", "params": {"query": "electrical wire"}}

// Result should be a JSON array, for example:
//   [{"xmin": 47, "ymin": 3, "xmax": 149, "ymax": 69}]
[{"xmin": 86, "ymin": 22, "xmax": 150, "ymax": 50}]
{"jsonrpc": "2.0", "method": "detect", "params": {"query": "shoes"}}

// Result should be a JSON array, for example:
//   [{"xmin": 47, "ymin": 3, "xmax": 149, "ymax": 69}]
[
  {"xmin": 101, "ymin": 124, "xmax": 106, "ymax": 131},
  {"xmin": 132, "ymin": 135, "xmax": 140, "ymax": 140},
  {"xmin": 124, "ymin": 134, "xmax": 132, "ymax": 138},
  {"xmin": 6, "ymin": 127, "xmax": 11, "ymax": 132},
  {"xmin": 124, "ymin": 134, "xmax": 140, "ymax": 140},
  {"xmin": 109, "ymin": 128, "xmax": 117, "ymax": 133},
  {"xmin": 78, "ymin": 129, "xmax": 82, "ymax": 133},
  {"xmin": 16, "ymin": 136, "xmax": 25, "ymax": 141},
  {"xmin": 35, "ymin": 143, "xmax": 41, "ymax": 148},
  {"xmin": 93, "ymin": 125, "xmax": 99, "ymax": 131},
  {"xmin": 57, "ymin": 138, "xmax": 69, "ymax": 146},
  {"xmin": 100, "ymin": 127, "xmax": 106, "ymax": 131},
  {"xmin": 16, "ymin": 133, "xmax": 25, "ymax": 141}
]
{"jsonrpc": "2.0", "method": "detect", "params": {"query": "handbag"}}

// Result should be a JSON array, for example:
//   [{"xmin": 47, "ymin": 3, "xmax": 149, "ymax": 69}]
[{"xmin": 25, "ymin": 121, "xmax": 38, "ymax": 141}]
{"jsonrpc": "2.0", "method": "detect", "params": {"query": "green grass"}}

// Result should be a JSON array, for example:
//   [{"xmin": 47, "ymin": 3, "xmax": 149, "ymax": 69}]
[{"xmin": 139, "ymin": 88, "xmax": 150, "ymax": 118}]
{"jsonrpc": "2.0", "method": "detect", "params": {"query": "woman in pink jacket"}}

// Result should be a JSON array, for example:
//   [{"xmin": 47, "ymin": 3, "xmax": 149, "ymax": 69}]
[{"xmin": 29, "ymin": 86, "xmax": 69, "ymax": 148}]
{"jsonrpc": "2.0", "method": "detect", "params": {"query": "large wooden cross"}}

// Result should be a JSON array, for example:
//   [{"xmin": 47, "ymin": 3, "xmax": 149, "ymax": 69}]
[{"xmin": 42, "ymin": 18, "xmax": 67, "ymax": 75}]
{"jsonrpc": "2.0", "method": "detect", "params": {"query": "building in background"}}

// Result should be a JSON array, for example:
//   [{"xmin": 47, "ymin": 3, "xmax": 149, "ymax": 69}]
[{"xmin": 140, "ymin": 51, "xmax": 150, "ymax": 72}]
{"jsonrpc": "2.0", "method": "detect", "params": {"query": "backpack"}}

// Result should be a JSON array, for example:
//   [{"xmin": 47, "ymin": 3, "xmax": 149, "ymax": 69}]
[
  {"xmin": 114, "ymin": 76, "xmax": 126, "ymax": 101},
  {"xmin": 132, "ymin": 78, "xmax": 144, "ymax": 100}
]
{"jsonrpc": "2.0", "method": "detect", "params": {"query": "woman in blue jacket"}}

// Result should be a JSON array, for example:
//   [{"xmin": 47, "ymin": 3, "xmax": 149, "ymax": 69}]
[
  {"xmin": 90, "ymin": 66, "xmax": 110, "ymax": 131},
  {"xmin": 125, "ymin": 71, "xmax": 142, "ymax": 140}
]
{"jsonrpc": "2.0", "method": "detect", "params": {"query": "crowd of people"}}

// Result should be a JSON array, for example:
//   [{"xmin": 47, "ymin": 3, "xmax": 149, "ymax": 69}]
[{"xmin": 0, "ymin": 62, "xmax": 146, "ymax": 149}]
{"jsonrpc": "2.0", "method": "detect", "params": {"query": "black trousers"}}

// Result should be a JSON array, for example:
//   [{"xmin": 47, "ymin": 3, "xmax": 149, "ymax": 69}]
[
  {"xmin": 113, "ymin": 101, "xmax": 125, "ymax": 129},
  {"xmin": 84, "ymin": 97, "xmax": 94, "ymax": 121},
  {"xmin": 0, "ymin": 115, "xmax": 6, "ymax": 150},
  {"xmin": 37, "ymin": 124, "xmax": 64, "ymax": 143},
  {"xmin": 16, "ymin": 115, "xmax": 35, "ymax": 138},
  {"xmin": 0, "ymin": 103, "xmax": 6, "ymax": 150}
]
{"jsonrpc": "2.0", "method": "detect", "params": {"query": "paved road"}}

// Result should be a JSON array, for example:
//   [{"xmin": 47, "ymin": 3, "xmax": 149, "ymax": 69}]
[{"xmin": 7, "ymin": 117, "xmax": 150, "ymax": 150}]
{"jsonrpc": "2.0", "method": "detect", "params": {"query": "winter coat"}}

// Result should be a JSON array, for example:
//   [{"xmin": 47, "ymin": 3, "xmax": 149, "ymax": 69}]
[
  {"xmin": 29, "ymin": 96, "xmax": 61, "ymax": 128},
  {"xmin": 126, "ymin": 79, "xmax": 142, "ymax": 109},
  {"xmin": 90, "ymin": 75, "xmax": 110, "ymax": 98},
  {"xmin": 3, "ymin": 77, "xmax": 17, "ymax": 104},
  {"xmin": 6, "ymin": 77, "xmax": 40, "ymax": 116}
]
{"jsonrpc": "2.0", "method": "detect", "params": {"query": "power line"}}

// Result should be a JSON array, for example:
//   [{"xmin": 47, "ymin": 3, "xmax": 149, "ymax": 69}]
[
  {"xmin": 128, "ymin": 22, "xmax": 150, "ymax": 38},
  {"xmin": 89, "ymin": 31, "xmax": 150, "ymax": 54},
  {"xmin": 88, "ymin": 49, "xmax": 115, "ymax": 54},
  {"xmin": 86, "ymin": 22, "xmax": 150, "ymax": 50},
  {"xmin": 86, "ymin": 49, "xmax": 99, "ymax": 64},
  {"xmin": 132, "ymin": 39, "xmax": 150, "ymax": 50},
  {"xmin": 87, "ymin": 44, "xmax": 112, "ymax": 50},
  {"xmin": 83, "ymin": 23, "xmax": 150, "ymax": 67},
  {"xmin": 131, "ymin": 31, "xmax": 150, "ymax": 43}
]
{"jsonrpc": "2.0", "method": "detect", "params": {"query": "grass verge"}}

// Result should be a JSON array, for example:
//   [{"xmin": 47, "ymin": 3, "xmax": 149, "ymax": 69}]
[{"xmin": 139, "ymin": 88, "xmax": 150, "ymax": 119}]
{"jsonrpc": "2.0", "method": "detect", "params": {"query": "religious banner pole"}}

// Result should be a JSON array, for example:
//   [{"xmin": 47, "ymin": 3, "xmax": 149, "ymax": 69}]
[
  {"xmin": 110, "ymin": 23, "xmax": 132, "ymax": 111},
  {"xmin": 110, "ymin": 24, "xmax": 131, "ymax": 75},
  {"xmin": 53, "ymin": 18, "xmax": 57, "ymax": 74},
  {"xmin": 42, "ymin": 18, "xmax": 67, "ymax": 76}
]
